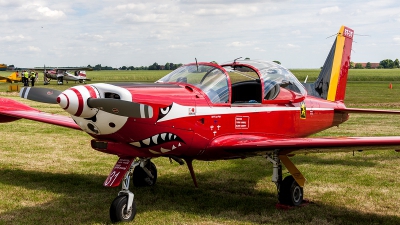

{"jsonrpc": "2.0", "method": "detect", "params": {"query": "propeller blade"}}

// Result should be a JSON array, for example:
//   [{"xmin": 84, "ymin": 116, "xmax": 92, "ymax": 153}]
[
  {"xmin": 19, "ymin": 87, "xmax": 61, "ymax": 104},
  {"xmin": 87, "ymin": 98, "xmax": 153, "ymax": 118}
]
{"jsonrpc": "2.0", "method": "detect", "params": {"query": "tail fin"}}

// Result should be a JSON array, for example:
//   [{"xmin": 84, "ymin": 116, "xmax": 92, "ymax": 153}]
[
  {"xmin": 8, "ymin": 72, "xmax": 19, "ymax": 80},
  {"xmin": 304, "ymin": 25, "xmax": 354, "ymax": 102}
]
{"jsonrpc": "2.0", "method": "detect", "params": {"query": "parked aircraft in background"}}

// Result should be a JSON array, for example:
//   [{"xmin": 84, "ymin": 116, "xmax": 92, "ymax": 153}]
[
  {"xmin": 2, "ymin": 26, "xmax": 400, "ymax": 223},
  {"xmin": 43, "ymin": 67, "xmax": 91, "ymax": 85},
  {"xmin": 0, "ymin": 71, "xmax": 22, "ymax": 83}
]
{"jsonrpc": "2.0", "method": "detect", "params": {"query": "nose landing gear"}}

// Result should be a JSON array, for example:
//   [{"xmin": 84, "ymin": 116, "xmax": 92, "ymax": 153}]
[{"xmin": 109, "ymin": 158, "xmax": 157, "ymax": 223}]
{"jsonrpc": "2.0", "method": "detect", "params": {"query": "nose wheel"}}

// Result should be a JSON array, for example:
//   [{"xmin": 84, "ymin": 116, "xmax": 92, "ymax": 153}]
[
  {"xmin": 109, "ymin": 158, "xmax": 157, "ymax": 223},
  {"xmin": 110, "ymin": 195, "xmax": 137, "ymax": 223}
]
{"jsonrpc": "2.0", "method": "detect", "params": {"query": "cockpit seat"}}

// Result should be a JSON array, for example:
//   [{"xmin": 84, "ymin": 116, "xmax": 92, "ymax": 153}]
[{"xmin": 264, "ymin": 83, "xmax": 280, "ymax": 100}]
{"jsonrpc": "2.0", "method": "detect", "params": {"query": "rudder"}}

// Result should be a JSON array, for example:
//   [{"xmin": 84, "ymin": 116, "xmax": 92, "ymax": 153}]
[{"xmin": 305, "ymin": 26, "xmax": 354, "ymax": 102}]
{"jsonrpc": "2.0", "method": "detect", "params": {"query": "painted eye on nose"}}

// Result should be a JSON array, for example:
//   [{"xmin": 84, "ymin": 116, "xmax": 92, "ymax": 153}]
[{"xmin": 158, "ymin": 104, "xmax": 172, "ymax": 120}]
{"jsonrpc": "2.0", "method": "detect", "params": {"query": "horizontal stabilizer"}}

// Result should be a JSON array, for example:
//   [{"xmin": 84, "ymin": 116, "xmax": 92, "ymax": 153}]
[{"xmin": 335, "ymin": 108, "xmax": 400, "ymax": 115}]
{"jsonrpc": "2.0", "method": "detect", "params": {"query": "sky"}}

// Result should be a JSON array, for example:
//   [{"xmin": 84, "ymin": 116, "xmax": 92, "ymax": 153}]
[{"xmin": 0, "ymin": 0, "xmax": 399, "ymax": 69}]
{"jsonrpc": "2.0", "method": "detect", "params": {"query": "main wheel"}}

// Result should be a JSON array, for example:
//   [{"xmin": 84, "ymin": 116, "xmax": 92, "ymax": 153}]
[
  {"xmin": 278, "ymin": 175, "xmax": 303, "ymax": 206},
  {"xmin": 132, "ymin": 161, "xmax": 157, "ymax": 187},
  {"xmin": 110, "ymin": 195, "xmax": 136, "ymax": 223}
]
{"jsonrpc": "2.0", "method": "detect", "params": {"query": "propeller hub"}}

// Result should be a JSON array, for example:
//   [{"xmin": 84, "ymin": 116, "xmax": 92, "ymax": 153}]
[{"xmin": 58, "ymin": 85, "xmax": 99, "ymax": 118}]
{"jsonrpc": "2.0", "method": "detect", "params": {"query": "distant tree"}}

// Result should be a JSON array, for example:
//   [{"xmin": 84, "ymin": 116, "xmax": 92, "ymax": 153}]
[
  {"xmin": 170, "ymin": 63, "xmax": 177, "ymax": 70},
  {"xmin": 94, "ymin": 64, "xmax": 102, "ymax": 70},
  {"xmin": 128, "ymin": 66, "xmax": 135, "ymax": 70},
  {"xmin": 350, "ymin": 61, "xmax": 354, "ymax": 69},
  {"xmin": 165, "ymin": 62, "xmax": 170, "ymax": 70},
  {"xmin": 121, "ymin": 66, "xmax": 127, "ymax": 70},
  {"xmin": 354, "ymin": 63, "xmax": 364, "ymax": 69},
  {"xmin": 273, "ymin": 60, "xmax": 281, "ymax": 64},
  {"xmin": 394, "ymin": 59, "xmax": 400, "ymax": 68},
  {"xmin": 149, "ymin": 62, "xmax": 160, "ymax": 70},
  {"xmin": 244, "ymin": 57, "xmax": 250, "ymax": 60},
  {"xmin": 365, "ymin": 62, "xmax": 371, "ymax": 69},
  {"xmin": 380, "ymin": 59, "xmax": 394, "ymax": 68}
]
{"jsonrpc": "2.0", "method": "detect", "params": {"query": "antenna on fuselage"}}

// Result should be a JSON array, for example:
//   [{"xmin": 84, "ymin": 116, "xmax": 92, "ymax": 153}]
[
  {"xmin": 233, "ymin": 57, "xmax": 242, "ymax": 63},
  {"xmin": 195, "ymin": 58, "xmax": 198, "ymax": 72},
  {"xmin": 232, "ymin": 57, "xmax": 242, "ymax": 70}
]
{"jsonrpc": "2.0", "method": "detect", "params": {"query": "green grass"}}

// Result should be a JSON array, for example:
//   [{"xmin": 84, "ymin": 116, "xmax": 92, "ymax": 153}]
[{"xmin": 1, "ymin": 70, "xmax": 400, "ymax": 224}]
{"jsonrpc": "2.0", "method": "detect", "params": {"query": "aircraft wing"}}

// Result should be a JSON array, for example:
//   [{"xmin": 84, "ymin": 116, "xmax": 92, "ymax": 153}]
[
  {"xmin": 0, "ymin": 98, "xmax": 81, "ymax": 130},
  {"xmin": 0, "ymin": 76, "xmax": 12, "ymax": 83},
  {"xmin": 208, "ymin": 135, "xmax": 400, "ymax": 156},
  {"xmin": 33, "ymin": 67, "xmax": 92, "ymax": 71}
]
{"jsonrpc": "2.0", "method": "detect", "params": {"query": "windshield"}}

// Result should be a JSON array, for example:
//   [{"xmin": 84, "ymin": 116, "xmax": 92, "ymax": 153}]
[{"xmin": 156, "ymin": 64, "xmax": 229, "ymax": 103}]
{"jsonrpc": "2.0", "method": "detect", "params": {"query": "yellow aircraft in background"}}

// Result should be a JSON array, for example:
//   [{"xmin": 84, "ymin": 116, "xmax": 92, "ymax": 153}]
[{"xmin": 0, "ymin": 72, "xmax": 22, "ymax": 83}]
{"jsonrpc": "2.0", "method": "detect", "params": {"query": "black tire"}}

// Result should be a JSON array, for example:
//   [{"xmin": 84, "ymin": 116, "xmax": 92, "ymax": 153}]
[
  {"xmin": 278, "ymin": 175, "xmax": 303, "ymax": 206},
  {"xmin": 132, "ymin": 161, "xmax": 157, "ymax": 187},
  {"xmin": 109, "ymin": 195, "xmax": 136, "ymax": 223}
]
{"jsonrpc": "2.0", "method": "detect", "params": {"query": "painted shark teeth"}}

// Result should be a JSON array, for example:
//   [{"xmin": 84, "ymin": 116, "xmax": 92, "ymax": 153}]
[{"xmin": 130, "ymin": 132, "xmax": 184, "ymax": 148}]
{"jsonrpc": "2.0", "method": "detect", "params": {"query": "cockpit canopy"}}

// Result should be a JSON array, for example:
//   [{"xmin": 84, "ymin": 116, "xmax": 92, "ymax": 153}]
[{"xmin": 157, "ymin": 59, "xmax": 306, "ymax": 104}]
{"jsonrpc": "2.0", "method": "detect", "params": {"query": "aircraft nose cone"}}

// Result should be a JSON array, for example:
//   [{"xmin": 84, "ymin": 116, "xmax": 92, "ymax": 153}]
[
  {"xmin": 58, "ymin": 85, "xmax": 99, "ymax": 118},
  {"xmin": 57, "ymin": 94, "xmax": 69, "ymax": 109}
]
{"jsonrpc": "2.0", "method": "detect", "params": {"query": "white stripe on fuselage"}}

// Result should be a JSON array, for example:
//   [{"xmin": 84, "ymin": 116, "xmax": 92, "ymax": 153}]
[{"xmin": 157, "ymin": 102, "xmax": 333, "ymax": 122}]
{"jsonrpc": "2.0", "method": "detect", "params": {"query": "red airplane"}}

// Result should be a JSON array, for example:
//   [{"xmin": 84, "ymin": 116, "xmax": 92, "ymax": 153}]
[{"xmin": 1, "ymin": 25, "xmax": 400, "ymax": 223}]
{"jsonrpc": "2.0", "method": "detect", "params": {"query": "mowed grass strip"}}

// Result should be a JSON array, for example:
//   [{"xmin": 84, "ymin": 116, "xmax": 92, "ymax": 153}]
[{"xmin": 1, "ymin": 69, "xmax": 400, "ymax": 224}]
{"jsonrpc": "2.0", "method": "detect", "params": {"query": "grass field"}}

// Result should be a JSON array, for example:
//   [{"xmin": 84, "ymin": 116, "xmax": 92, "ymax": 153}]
[{"xmin": 1, "ymin": 69, "xmax": 400, "ymax": 224}]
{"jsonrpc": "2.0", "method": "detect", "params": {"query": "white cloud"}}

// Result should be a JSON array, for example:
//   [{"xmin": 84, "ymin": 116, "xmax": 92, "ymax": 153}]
[
  {"xmin": 227, "ymin": 41, "xmax": 254, "ymax": 47},
  {"xmin": 167, "ymin": 44, "xmax": 188, "ymax": 49},
  {"xmin": 0, "ymin": 35, "xmax": 30, "ymax": 42},
  {"xmin": 20, "ymin": 4, "xmax": 65, "ymax": 20},
  {"xmin": 0, "ymin": 14, "xmax": 8, "ymax": 21},
  {"xmin": 108, "ymin": 42, "xmax": 124, "ymax": 47},
  {"xmin": 318, "ymin": 6, "xmax": 340, "ymax": 15},
  {"xmin": 254, "ymin": 47, "xmax": 265, "ymax": 52},
  {"xmin": 194, "ymin": 6, "xmax": 259, "ymax": 17},
  {"xmin": 287, "ymin": 44, "xmax": 300, "ymax": 48},
  {"xmin": 27, "ymin": 46, "xmax": 41, "ymax": 52},
  {"xmin": 79, "ymin": 33, "xmax": 105, "ymax": 42},
  {"xmin": 394, "ymin": 37, "xmax": 400, "ymax": 45},
  {"xmin": 115, "ymin": 3, "xmax": 147, "ymax": 11},
  {"xmin": 36, "ymin": 6, "xmax": 65, "ymax": 18}
]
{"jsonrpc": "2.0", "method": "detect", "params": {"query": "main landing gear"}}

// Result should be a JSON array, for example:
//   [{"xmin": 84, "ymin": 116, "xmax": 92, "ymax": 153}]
[
  {"xmin": 109, "ymin": 158, "xmax": 157, "ymax": 223},
  {"xmin": 266, "ymin": 151, "xmax": 305, "ymax": 206}
]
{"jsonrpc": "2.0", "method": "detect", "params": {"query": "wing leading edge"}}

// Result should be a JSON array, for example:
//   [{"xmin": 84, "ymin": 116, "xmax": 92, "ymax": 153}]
[
  {"xmin": 208, "ymin": 134, "xmax": 400, "ymax": 156},
  {"xmin": 0, "ymin": 97, "xmax": 80, "ymax": 130}
]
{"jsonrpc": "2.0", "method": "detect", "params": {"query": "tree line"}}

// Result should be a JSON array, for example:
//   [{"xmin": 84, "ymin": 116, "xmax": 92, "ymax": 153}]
[
  {"xmin": 351, "ymin": 58, "xmax": 400, "ymax": 69},
  {"xmin": 88, "ymin": 62, "xmax": 183, "ymax": 71}
]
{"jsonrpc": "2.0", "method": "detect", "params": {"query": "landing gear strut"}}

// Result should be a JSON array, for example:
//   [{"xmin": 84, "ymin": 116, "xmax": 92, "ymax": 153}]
[
  {"xmin": 266, "ymin": 151, "xmax": 304, "ymax": 206},
  {"xmin": 109, "ymin": 158, "xmax": 157, "ymax": 223}
]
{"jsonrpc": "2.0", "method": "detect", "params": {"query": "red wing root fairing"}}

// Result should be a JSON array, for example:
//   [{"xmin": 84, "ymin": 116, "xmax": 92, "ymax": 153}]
[{"xmin": 1, "ymin": 25, "xmax": 400, "ymax": 223}]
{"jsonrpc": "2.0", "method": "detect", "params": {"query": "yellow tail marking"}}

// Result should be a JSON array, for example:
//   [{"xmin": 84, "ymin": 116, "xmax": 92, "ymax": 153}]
[{"xmin": 327, "ymin": 26, "xmax": 346, "ymax": 101}]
